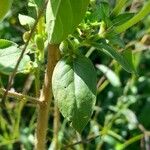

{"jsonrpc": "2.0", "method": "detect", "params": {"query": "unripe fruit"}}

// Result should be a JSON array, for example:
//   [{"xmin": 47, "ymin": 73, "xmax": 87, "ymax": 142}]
[{"xmin": 0, "ymin": 0, "xmax": 13, "ymax": 21}]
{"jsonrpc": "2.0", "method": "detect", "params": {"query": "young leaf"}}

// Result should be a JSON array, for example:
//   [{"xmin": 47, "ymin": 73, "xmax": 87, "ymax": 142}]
[
  {"xmin": 18, "ymin": 14, "xmax": 35, "ymax": 28},
  {"xmin": 96, "ymin": 64, "xmax": 121, "ymax": 87},
  {"xmin": 122, "ymin": 49, "xmax": 136, "ymax": 73},
  {"xmin": 52, "ymin": 55, "xmax": 97, "ymax": 133},
  {"xmin": 90, "ymin": 1, "xmax": 110, "ymax": 22},
  {"xmin": 105, "ymin": 32, "xmax": 125, "ymax": 48},
  {"xmin": 46, "ymin": 0, "xmax": 90, "ymax": 44},
  {"xmin": 0, "ymin": 39, "xmax": 30, "ymax": 75},
  {"xmin": 92, "ymin": 42, "xmax": 136, "ymax": 73},
  {"xmin": 98, "ymin": 1, "xmax": 110, "ymax": 25},
  {"xmin": 112, "ymin": 13, "xmax": 135, "ymax": 26}
]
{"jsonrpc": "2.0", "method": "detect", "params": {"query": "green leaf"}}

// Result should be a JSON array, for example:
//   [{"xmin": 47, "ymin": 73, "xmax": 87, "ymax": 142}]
[
  {"xmin": 52, "ymin": 55, "xmax": 97, "ymax": 133},
  {"xmin": 34, "ymin": 0, "xmax": 44, "ymax": 8},
  {"xmin": 98, "ymin": 1, "xmax": 110, "ymax": 24},
  {"xmin": 90, "ymin": 1, "xmax": 110, "ymax": 26},
  {"xmin": 46, "ymin": 0, "xmax": 90, "ymax": 44},
  {"xmin": 18, "ymin": 14, "xmax": 35, "ymax": 28},
  {"xmin": 122, "ymin": 49, "xmax": 136, "ymax": 73},
  {"xmin": 0, "ymin": 0, "xmax": 12, "ymax": 21},
  {"xmin": 92, "ymin": 42, "xmax": 136, "ymax": 73},
  {"xmin": 96, "ymin": 64, "xmax": 121, "ymax": 87},
  {"xmin": 0, "ymin": 39, "xmax": 31, "ymax": 75},
  {"xmin": 105, "ymin": 32, "xmax": 125, "ymax": 48},
  {"xmin": 112, "ymin": 13, "xmax": 135, "ymax": 26},
  {"xmin": 90, "ymin": 1, "xmax": 110, "ymax": 22}
]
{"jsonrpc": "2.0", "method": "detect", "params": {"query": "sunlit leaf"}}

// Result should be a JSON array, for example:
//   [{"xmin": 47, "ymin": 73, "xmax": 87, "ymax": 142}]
[
  {"xmin": 0, "ymin": 39, "xmax": 31, "ymax": 75},
  {"xmin": 52, "ymin": 55, "xmax": 97, "ymax": 133},
  {"xmin": 18, "ymin": 14, "xmax": 35, "ymax": 28},
  {"xmin": 46, "ymin": 0, "xmax": 90, "ymax": 44}
]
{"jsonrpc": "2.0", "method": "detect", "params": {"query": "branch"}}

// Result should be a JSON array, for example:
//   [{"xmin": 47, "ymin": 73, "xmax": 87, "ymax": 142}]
[
  {"xmin": 0, "ymin": 88, "xmax": 40, "ymax": 105},
  {"xmin": 62, "ymin": 135, "xmax": 100, "ymax": 149},
  {"xmin": 35, "ymin": 44, "xmax": 60, "ymax": 150}
]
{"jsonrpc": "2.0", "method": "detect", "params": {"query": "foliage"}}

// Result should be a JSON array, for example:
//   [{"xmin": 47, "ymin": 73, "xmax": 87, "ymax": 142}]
[
  {"xmin": 0, "ymin": 0, "xmax": 150, "ymax": 149},
  {"xmin": 46, "ymin": 0, "xmax": 90, "ymax": 44},
  {"xmin": 52, "ymin": 54, "xmax": 97, "ymax": 133},
  {"xmin": 0, "ymin": 0, "xmax": 13, "ymax": 21}
]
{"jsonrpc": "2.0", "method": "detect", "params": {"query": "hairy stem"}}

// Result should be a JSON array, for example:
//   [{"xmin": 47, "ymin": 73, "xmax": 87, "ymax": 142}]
[
  {"xmin": 115, "ymin": 1, "xmax": 150, "ymax": 33},
  {"xmin": 35, "ymin": 44, "xmax": 60, "ymax": 150}
]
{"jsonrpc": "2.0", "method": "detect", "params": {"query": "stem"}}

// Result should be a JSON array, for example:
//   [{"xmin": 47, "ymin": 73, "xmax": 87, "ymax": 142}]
[
  {"xmin": 35, "ymin": 44, "xmax": 60, "ymax": 150},
  {"xmin": 117, "ymin": 134, "xmax": 143, "ymax": 150},
  {"xmin": 115, "ymin": 1, "xmax": 150, "ymax": 33},
  {"xmin": 112, "ymin": 0, "xmax": 128, "ymax": 16},
  {"xmin": 85, "ymin": 47, "xmax": 95, "ymax": 58},
  {"xmin": 2, "ymin": 4, "xmax": 47, "ymax": 101},
  {"xmin": 34, "ymin": 50, "xmax": 41, "ymax": 97},
  {"xmin": 0, "ymin": 88, "xmax": 40, "ymax": 104},
  {"xmin": 53, "ymin": 105, "xmax": 60, "ymax": 150},
  {"xmin": 13, "ymin": 75, "xmax": 35, "ymax": 138},
  {"xmin": 63, "ymin": 135, "xmax": 100, "ymax": 149}
]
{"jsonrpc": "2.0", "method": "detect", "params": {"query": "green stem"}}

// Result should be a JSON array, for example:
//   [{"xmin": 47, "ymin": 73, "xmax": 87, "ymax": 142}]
[
  {"xmin": 112, "ymin": 0, "xmax": 128, "ymax": 16},
  {"xmin": 97, "ymin": 80, "xmax": 109, "ymax": 93},
  {"xmin": 108, "ymin": 130, "xmax": 125, "ymax": 142},
  {"xmin": 115, "ymin": 1, "xmax": 150, "ymax": 33},
  {"xmin": 117, "ymin": 134, "xmax": 143, "ymax": 150},
  {"xmin": 85, "ymin": 47, "xmax": 95, "ymax": 58},
  {"xmin": 35, "ymin": 10, "xmax": 45, "ymax": 97},
  {"xmin": 35, "ymin": 63, "xmax": 40, "ymax": 97}
]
